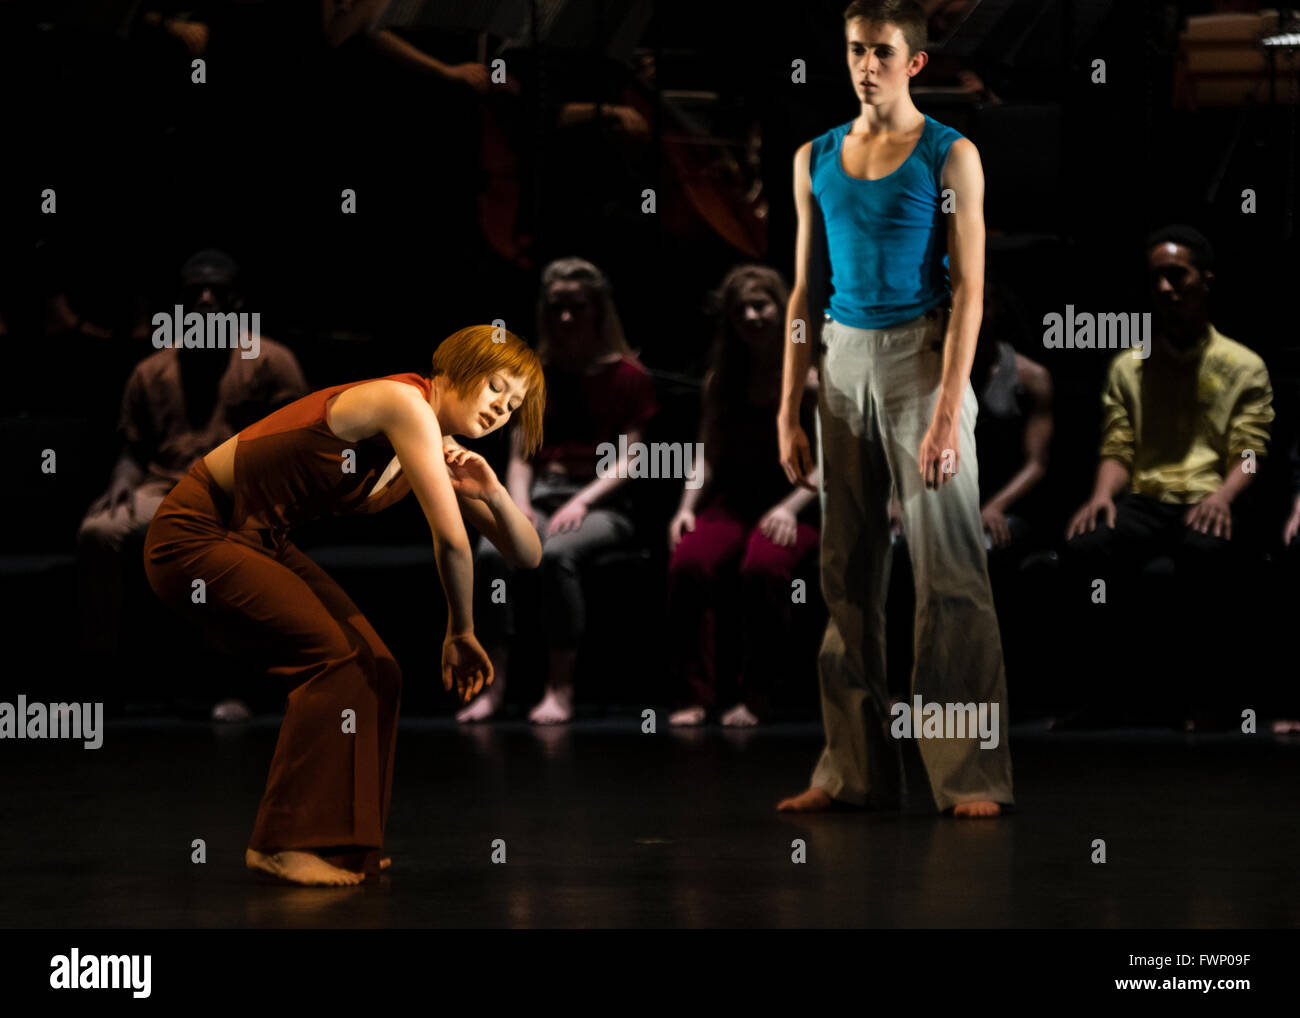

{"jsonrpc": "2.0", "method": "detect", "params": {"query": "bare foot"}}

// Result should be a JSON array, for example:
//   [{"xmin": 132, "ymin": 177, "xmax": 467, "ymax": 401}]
[
  {"xmin": 211, "ymin": 698, "xmax": 252, "ymax": 722},
  {"xmin": 245, "ymin": 848, "xmax": 365, "ymax": 886},
  {"xmin": 456, "ymin": 685, "xmax": 504, "ymax": 723},
  {"xmin": 668, "ymin": 705, "xmax": 707, "ymax": 726},
  {"xmin": 1272, "ymin": 719, "xmax": 1300, "ymax": 735},
  {"xmin": 777, "ymin": 786, "xmax": 834, "ymax": 812},
  {"xmin": 529, "ymin": 686, "xmax": 573, "ymax": 725},
  {"xmin": 951, "ymin": 800, "xmax": 1001, "ymax": 818},
  {"xmin": 720, "ymin": 703, "xmax": 758, "ymax": 728},
  {"xmin": 380, "ymin": 857, "xmax": 391, "ymax": 871}
]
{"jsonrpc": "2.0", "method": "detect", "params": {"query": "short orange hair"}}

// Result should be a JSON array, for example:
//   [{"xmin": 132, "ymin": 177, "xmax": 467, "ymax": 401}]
[{"xmin": 431, "ymin": 325, "xmax": 546, "ymax": 457}]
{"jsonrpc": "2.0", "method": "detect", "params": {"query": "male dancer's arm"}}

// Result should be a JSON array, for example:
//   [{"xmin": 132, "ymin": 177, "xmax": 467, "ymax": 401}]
[
  {"xmin": 920, "ymin": 138, "xmax": 986, "ymax": 490},
  {"xmin": 779, "ymin": 141, "xmax": 818, "ymax": 488}
]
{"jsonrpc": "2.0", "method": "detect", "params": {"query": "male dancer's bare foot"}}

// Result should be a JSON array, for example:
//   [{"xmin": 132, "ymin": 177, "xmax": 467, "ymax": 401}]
[
  {"xmin": 211, "ymin": 698, "xmax": 252, "ymax": 723},
  {"xmin": 951, "ymin": 800, "xmax": 1001, "ymax": 818},
  {"xmin": 777, "ymin": 786, "xmax": 834, "ymax": 812},
  {"xmin": 669, "ymin": 705, "xmax": 707, "ymax": 726},
  {"xmin": 245, "ymin": 848, "xmax": 365, "ymax": 886},
  {"xmin": 529, "ymin": 686, "xmax": 573, "ymax": 724},
  {"xmin": 456, "ymin": 684, "xmax": 505, "ymax": 723},
  {"xmin": 720, "ymin": 703, "xmax": 758, "ymax": 727}
]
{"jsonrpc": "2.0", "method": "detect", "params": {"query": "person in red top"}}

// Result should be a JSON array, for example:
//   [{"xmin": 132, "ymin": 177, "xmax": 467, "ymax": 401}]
[
  {"xmin": 143, "ymin": 325, "xmax": 546, "ymax": 886},
  {"xmin": 666, "ymin": 266, "xmax": 820, "ymax": 727},
  {"xmin": 458, "ymin": 258, "xmax": 658, "ymax": 724}
]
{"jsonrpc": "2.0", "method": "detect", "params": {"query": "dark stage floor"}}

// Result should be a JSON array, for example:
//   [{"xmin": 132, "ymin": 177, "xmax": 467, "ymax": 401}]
[{"xmin": 4, "ymin": 718, "xmax": 1298, "ymax": 928}]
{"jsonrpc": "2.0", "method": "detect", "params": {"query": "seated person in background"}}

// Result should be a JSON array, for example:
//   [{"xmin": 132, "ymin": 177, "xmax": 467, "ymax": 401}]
[
  {"xmin": 77, "ymin": 249, "xmax": 308, "ymax": 717},
  {"xmin": 889, "ymin": 276, "xmax": 1052, "ymax": 564},
  {"xmin": 1284, "ymin": 434, "xmax": 1300, "ymax": 552},
  {"xmin": 1063, "ymin": 224, "xmax": 1274, "ymax": 726},
  {"xmin": 666, "ymin": 266, "xmax": 820, "ymax": 728},
  {"xmin": 459, "ymin": 257, "xmax": 658, "ymax": 725}
]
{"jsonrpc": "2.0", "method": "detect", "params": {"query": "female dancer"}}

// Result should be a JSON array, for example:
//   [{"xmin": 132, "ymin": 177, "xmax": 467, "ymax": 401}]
[
  {"xmin": 144, "ymin": 325, "xmax": 545, "ymax": 886},
  {"xmin": 665, "ymin": 265, "xmax": 820, "ymax": 727}
]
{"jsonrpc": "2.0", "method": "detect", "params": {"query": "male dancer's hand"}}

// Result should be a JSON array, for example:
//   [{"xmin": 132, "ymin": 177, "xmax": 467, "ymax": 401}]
[
  {"xmin": 918, "ymin": 412, "xmax": 960, "ymax": 490},
  {"xmin": 778, "ymin": 414, "xmax": 816, "ymax": 487},
  {"xmin": 443, "ymin": 631, "xmax": 493, "ymax": 704}
]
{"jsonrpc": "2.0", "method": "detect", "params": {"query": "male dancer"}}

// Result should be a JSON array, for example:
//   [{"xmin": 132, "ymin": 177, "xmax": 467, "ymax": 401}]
[{"xmin": 777, "ymin": 0, "xmax": 1012, "ymax": 816}]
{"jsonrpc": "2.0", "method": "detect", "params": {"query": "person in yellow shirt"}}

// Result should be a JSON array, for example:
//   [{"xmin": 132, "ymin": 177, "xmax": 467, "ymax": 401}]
[{"xmin": 1063, "ymin": 224, "xmax": 1274, "ymax": 725}]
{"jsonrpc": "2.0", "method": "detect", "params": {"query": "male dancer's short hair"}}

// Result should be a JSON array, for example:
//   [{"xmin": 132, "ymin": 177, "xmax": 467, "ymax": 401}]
[
  {"xmin": 1144, "ymin": 223, "xmax": 1215, "ymax": 273},
  {"xmin": 843, "ymin": 0, "xmax": 928, "ymax": 57},
  {"xmin": 431, "ymin": 325, "xmax": 547, "ymax": 457}
]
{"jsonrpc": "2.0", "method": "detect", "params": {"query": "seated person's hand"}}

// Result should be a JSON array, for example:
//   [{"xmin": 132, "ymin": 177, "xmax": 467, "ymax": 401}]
[
  {"xmin": 545, "ymin": 497, "xmax": 588, "ymax": 536},
  {"xmin": 981, "ymin": 503, "xmax": 1012, "ymax": 548},
  {"xmin": 1184, "ymin": 493, "xmax": 1232, "ymax": 540},
  {"xmin": 1284, "ymin": 495, "xmax": 1300, "ymax": 546},
  {"xmin": 759, "ymin": 505, "xmax": 798, "ymax": 547},
  {"xmin": 888, "ymin": 493, "xmax": 903, "ymax": 538},
  {"xmin": 1065, "ymin": 494, "xmax": 1116, "ymax": 539},
  {"xmin": 448, "ymin": 62, "xmax": 491, "ymax": 94},
  {"xmin": 668, "ymin": 509, "xmax": 695, "ymax": 552}
]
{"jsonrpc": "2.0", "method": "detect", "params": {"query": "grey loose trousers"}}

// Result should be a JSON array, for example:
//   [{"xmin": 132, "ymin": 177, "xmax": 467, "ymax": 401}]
[{"xmin": 810, "ymin": 306, "xmax": 1015, "ymax": 811}]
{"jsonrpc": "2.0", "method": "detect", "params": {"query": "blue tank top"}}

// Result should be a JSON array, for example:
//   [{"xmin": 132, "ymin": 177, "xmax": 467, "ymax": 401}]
[{"xmin": 810, "ymin": 114, "xmax": 965, "ymax": 329}]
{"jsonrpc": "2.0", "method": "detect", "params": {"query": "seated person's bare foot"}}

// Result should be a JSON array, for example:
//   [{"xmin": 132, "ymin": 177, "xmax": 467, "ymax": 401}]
[
  {"xmin": 456, "ymin": 683, "xmax": 505, "ymax": 723},
  {"xmin": 669, "ymin": 705, "xmax": 707, "ymax": 726},
  {"xmin": 720, "ymin": 703, "xmax": 758, "ymax": 727},
  {"xmin": 777, "ymin": 786, "xmax": 833, "ymax": 812},
  {"xmin": 529, "ymin": 686, "xmax": 573, "ymax": 725},
  {"xmin": 245, "ymin": 848, "xmax": 365, "ymax": 886},
  {"xmin": 380, "ymin": 857, "xmax": 391, "ymax": 870},
  {"xmin": 951, "ymin": 800, "xmax": 1001, "ymax": 818},
  {"xmin": 211, "ymin": 698, "xmax": 252, "ymax": 723}
]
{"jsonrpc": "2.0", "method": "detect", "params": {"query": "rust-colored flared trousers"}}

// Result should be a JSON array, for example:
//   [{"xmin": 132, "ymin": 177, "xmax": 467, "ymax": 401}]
[{"xmin": 143, "ymin": 459, "xmax": 401, "ymax": 875}]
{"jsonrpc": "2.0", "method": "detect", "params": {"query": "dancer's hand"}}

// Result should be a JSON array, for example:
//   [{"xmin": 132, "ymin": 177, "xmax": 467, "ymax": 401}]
[
  {"xmin": 668, "ymin": 509, "xmax": 695, "ymax": 552},
  {"xmin": 759, "ymin": 505, "xmax": 798, "ymax": 547},
  {"xmin": 1065, "ymin": 495, "xmax": 1116, "ymax": 539},
  {"xmin": 778, "ymin": 415, "xmax": 815, "ymax": 487},
  {"xmin": 442, "ymin": 631, "xmax": 493, "ymax": 703},
  {"xmin": 443, "ymin": 441, "xmax": 502, "ymax": 502},
  {"xmin": 918, "ymin": 412, "xmax": 960, "ymax": 490}
]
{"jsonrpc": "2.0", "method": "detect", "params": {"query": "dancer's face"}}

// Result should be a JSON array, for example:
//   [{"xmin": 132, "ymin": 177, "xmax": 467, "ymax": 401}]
[
  {"xmin": 451, "ymin": 370, "xmax": 528, "ymax": 438},
  {"xmin": 846, "ymin": 19, "xmax": 925, "ymax": 106}
]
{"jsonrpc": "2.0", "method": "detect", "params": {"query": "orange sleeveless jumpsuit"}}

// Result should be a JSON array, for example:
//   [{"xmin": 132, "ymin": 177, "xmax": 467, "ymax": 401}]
[{"xmin": 143, "ymin": 372, "xmax": 433, "ymax": 876}]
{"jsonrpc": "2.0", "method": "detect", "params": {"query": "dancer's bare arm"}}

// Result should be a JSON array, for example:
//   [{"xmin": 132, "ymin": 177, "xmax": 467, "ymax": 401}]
[
  {"xmin": 779, "ymin": 141, "xmax": 817, "ymax": 486},
  {"xmin": 920, "ymin": 138, "xmax": 985, "ymax": 489}
]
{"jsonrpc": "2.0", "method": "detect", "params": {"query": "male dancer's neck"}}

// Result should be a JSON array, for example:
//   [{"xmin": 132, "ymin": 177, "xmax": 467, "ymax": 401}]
[{"xmin": 857, "ymin": 94, "xmax": 923, "ymax": 133}]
